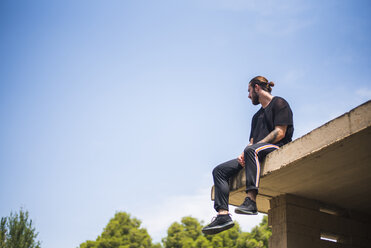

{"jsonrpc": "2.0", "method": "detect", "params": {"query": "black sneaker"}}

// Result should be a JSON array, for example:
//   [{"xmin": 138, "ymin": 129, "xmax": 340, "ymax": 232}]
[
  {"xmin": 234, "ymin": 197, "xmax": 258, "ymax": 215},
  {"xmin": 202, "ymin": 214, "xmax": 234, "ymax": 235}
]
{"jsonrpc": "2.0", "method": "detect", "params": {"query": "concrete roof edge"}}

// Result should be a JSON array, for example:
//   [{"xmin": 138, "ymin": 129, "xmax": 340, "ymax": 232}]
[
  {"xmin": 261, "ymin": 100, "xmax": 371, "ymax": 175},
  {"xmin": 298, "ymin": 99, "xmax": 371, "ymax": 140}
]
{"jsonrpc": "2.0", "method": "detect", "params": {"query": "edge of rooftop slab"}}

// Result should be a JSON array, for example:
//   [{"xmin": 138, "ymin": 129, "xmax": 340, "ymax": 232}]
[{"xmin": 261, "ymin": 99, "xmax": 371, "ymax": 177}]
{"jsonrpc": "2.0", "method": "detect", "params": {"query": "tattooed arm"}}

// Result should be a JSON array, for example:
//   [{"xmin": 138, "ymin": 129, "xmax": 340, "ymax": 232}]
[{"xmin": 258, "ymin": 125, "xmax": 287, "ymax": 144}]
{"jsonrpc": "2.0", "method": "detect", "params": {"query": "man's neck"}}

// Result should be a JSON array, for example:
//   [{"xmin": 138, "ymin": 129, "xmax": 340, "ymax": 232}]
[{"xmin": 259, "ymin": 93, "xmax": 274, "ymax": 108}]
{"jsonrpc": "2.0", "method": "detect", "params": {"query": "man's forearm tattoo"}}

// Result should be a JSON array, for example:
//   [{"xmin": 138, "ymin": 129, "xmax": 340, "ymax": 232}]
[{"xmin": 258, "ymin": 129, "xmax": 279, "ymax": 144}]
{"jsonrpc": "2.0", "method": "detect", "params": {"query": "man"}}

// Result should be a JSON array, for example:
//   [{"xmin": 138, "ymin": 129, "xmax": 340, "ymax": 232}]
[{"xmin": 202, "ymin": 76, "xmax": 294, "ymax": 235}]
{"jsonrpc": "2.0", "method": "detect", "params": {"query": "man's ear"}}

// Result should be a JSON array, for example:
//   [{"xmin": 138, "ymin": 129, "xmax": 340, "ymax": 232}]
[{"xmin": 254, "ymin": 84, "xmax": 260, "ymax": 92}]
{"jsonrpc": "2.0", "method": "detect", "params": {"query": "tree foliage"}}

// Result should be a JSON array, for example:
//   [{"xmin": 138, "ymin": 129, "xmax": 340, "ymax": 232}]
[
  {"xmin": 79, "ymin": 212, "xmax": 160, "ymax": 248},
  {"xmin": 79, "ymin": 212, "xmax": 271, "ymax": 248},
  {"xmin": 163, "ymin": 215, "xmax": 271, "ymax": 248},
  {"xmin": 0, "ymin": 208, "xmax": 41, "ymax": 248}
]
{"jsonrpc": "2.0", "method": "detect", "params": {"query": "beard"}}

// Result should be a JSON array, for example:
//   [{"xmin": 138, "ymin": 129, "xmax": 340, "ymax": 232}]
[{"xmin": 251, "ymin": 90, "xmax": 260, "ymax": 105}]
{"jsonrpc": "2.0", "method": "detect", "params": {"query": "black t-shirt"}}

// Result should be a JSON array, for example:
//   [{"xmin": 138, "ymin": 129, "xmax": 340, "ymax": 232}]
[{"xmin": 249, "ymin": 96, "xmax": 294, "ymax": 147}]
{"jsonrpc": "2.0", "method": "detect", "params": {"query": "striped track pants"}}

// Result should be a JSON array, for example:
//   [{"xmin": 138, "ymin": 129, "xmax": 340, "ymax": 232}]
[{"xmin": 212, "ymin": 143, "xmax": 279, "ymax": 212}]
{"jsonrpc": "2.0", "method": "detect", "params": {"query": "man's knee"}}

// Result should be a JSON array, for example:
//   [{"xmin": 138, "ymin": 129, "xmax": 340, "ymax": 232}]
[
  {"xmin": 244, "ymin": 145, "xmax": 255, "ymax": 155},
  {"xmin": 212, "ymin": 165, "xmax": 221, "ymax": 178},
  {"xmin": 213, "ymin": 163, "xmax": 229, "ymax": 179}
]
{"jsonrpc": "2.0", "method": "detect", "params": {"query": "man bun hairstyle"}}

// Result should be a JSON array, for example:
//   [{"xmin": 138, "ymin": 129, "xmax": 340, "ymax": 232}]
[{"xmin": 249, "ymin": 76, "xmax": 274, "ymax": 93}]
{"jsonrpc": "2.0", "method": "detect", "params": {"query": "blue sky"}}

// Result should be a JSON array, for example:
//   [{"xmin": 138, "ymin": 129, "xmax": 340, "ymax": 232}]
[{"xmin": 1, "ymin": 0, "xmax": 370, "ymax": 247}]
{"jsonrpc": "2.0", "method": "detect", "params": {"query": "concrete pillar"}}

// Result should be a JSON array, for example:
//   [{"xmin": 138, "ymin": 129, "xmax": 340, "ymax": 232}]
[{"xmin": 268, "ymin": 194, "xmax": 371, "ymax": 248}]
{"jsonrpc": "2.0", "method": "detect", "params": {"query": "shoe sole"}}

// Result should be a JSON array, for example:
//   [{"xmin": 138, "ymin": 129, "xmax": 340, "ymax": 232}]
[
  {"xmin": 202, "ymin": 221, "xmax": 234, "ymax": 235},
  {"xmin": 234, "ymin": 208, "xmax": 258, "ymax": 215}
]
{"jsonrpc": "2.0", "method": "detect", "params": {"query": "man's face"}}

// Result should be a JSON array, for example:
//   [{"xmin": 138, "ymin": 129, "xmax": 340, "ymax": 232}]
[{"xmin": 248, "ymin": 84, "xmax": 260, "ymax": 105}]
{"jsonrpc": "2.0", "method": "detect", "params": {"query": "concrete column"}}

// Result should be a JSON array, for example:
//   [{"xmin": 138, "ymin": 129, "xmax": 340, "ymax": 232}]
[{"xmin": 268, "ymin": 194, "xmax": 371, "ymax": 248}]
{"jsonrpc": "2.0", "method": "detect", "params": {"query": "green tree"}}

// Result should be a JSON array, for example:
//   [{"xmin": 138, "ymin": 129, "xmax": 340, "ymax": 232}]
[
  {"xmin": 162, "ymin": 217, "xmax": 202, "ymax": 248},
  {"xmin": 79, "ymin": 212, "xmax": 160, "ymax": 248},
  {"xmin": 0, "ymin": 208, "xmax": 41, "ymax": 248},
  {"xmin": 236, "ymin": 216, "xmax": 271, "ymax": 248},
  {"xmin": 250, "ymin": 215, "xmax": 271, "ymax": 247}
]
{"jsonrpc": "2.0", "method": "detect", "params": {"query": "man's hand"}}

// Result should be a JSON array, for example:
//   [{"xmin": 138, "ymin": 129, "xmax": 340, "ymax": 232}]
[
  {"xmin": 238, "ymin": 152, "xmax": 245, "ymax": 167},
  {"xmin": 239, "ymin": 139, "xmax": 253, "ymax": 167}
]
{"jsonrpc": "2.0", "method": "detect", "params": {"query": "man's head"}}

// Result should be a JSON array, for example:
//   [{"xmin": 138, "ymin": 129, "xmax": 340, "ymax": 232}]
[{"xmin": 248, "ymin": 76, "xmax": 275, "ymax": 105}]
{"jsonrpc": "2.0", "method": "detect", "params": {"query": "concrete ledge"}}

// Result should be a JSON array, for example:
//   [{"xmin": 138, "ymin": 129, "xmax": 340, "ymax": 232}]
[{"xmin": 262, "ymin": 100, "xmax": 370, "ymax": 174}]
